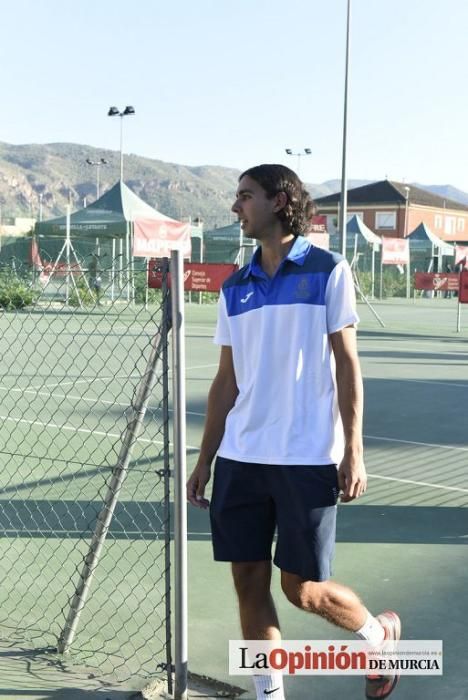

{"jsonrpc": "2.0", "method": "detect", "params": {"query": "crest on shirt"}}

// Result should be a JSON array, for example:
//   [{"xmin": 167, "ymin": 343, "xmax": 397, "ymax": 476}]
[{"xmin": 295, "ymin": 277, "xmax": 311, "ymax": 299}]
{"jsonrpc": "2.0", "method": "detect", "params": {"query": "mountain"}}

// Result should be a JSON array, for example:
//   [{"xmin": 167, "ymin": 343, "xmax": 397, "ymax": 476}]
[
  {"xmin": 413, "ymin": 183, "xmax": 468, "ymax": 207},
  {"xmin": 0, "ymin": 142, "xmax": 467, "ymax": 229}
]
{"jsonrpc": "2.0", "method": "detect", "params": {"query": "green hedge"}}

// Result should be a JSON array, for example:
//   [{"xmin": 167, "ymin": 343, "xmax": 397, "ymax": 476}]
[{"xmin": 0, "ymin": 272, "xmax": 38, "ymax": 310}]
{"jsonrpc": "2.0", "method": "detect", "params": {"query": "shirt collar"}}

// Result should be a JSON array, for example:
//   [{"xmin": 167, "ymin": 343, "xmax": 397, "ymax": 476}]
[{"xmin": 242, "ymin": 235, "xmax": 311, "ymax": 279}]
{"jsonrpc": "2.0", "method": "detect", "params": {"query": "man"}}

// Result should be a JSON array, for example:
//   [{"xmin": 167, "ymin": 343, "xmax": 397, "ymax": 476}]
[{"xmin": 187, "ymin": 164, "xmax": 401, "ymax": 700}]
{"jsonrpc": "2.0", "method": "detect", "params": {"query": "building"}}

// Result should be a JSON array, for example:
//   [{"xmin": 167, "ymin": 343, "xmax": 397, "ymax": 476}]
[{"xmin": 315, "ymin": 180, "xmax": 468, "ymax": 243}]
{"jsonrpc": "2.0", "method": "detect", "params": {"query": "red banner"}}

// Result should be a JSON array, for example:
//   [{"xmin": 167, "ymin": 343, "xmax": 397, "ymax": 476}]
[
  {"xmin": 414, "ymin": 272, "xmax": 460, "ymax": 291},
  {"xmin": 306, "ymin": 215, "xmax": 327, "ymax": 233},
  {"xmin": 381, "ymin": 237, "xmax": 409, "ymax": 265},
  {"xmin": 459, "ymin": 270, "xmax": 468, "ymax": 303},
  {"xmin": 148, "ymin": 261, "xmax": 237, "ymax": 292},
  {"xmin": 133, "ymin": 218, "xmax": 191, "ymax": 258}
]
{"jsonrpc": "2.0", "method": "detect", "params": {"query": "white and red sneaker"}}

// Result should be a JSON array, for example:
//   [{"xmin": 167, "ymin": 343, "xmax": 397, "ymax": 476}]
[{"xmin": 365, "ymin": 610, "xmax": 401, "ymax": 699}]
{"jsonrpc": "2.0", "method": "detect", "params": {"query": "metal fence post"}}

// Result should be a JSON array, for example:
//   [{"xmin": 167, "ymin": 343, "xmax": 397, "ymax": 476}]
[
  {"xmin": 171, "ymin": 249, "xmax": 188, "ymax": 700},
  {"xmin": 162, "ymin": 258, "xmax": 174, "ymax": 695}
]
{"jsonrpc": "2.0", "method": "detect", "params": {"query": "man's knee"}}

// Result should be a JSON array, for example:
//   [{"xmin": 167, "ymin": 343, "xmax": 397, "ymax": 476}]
[
  {"xmin": 231, "ymin": 561, "xmax": 272, "ymax": 603},
  {"xmin": 281, "ymin": 571, "xmax": 330, "ymax": 612}
]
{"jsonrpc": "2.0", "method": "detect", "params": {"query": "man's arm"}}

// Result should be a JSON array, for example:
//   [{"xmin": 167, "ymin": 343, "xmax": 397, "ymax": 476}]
[
  {"xmin": 187, "ymin": 345, "xmax": 238, "ymax": 509},
  {"xmin": 330, "ymin": 326, "xmax": 367, "ymax": 502}
]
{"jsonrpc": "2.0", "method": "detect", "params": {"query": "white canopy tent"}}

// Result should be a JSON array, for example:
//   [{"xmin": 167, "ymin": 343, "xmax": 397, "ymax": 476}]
[
  {"xmin": 346, "ymin": 214, "xmax": 382, "ymax": 297},
  {"xmin": 408, "ymin": 222, "xmax": 455, "ymax": 268}
]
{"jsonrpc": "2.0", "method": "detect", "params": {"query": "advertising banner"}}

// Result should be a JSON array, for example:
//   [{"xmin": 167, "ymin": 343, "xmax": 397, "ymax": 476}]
[
  {"xmin": 148, "ymin": 261, "xmax": 237, "ymax": 292},
  {"xmin": 133, "ymin": 218, "xmax": 191, "ymax": 258},
  {"xmin": 381, "ymin": 237, "xmax": 409, "ymax": 265},
  {"xmin": 414, "ymin": 273, "xmax": 459, "ymax": 292}
]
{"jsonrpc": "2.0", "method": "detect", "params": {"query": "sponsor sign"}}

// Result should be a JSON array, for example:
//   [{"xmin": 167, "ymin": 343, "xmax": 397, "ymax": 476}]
[
  {"xmin": 459, "ymin": 269, "xmax": 468, "ymax": 303},
  {"xmin": 148, "ymin": 261, "xmax": 237, "ymax": 292},
  {"xmin": 414, "ymin": 272, "xmax": 460, "ymax": 292},
  {"xmin": 455, "ymin": 245, "xmax": 468, "ymax": 267},
  {"xmin": 133, "ymin": 218, "xmax": 191, "ymax": 258},
  {"xmin": 381, "ymin": 237, "xmax": 409, "ymax": 265},
  {"xmin": 306, "ymin": 215, "xmax": 327, "ymax": 233},
  {"xmin": 229, "ymin": 640, "xmax": 443, "ymax": 676}
]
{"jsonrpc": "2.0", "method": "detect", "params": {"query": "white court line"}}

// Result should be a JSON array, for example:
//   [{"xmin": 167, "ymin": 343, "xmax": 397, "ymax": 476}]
[
  {"xmin": 27, "ymin": 362, "xmax": 218, "ymax": 392},
  {"xmin": 1, "ymin": 413, "xmax": 466, "ymax": 493},
  {"xmin": 0, "ymin": 384, "xmax": 207, "ymax": 417},
  {"xmin": 364, "ymin": 434, "xmax": 468, "ymax": 453},
  {"xmin": 0, "ymin": 414, "xmax": 200, "ymax": 450},
  {"xmin": 383, "ymin": 378, "xmax": 468, "ymax": 389},
  {"xmin": 367, "ymin": 473, "xmax": 468, "ymax": 494}
]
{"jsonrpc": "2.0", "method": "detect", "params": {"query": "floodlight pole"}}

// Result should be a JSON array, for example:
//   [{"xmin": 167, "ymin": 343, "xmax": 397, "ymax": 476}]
[
  {"xmin": 339, "ymin": 0, "xmax": 351, "ymax": 257},
  {"xmin": 284, "ymin": 148, "xmax": 311, "ymax": 176},
  {"xmin": 404, "ymin": 186, "xmax": 410, "ymax": 298},
  {"xmin": 108, "ymin": 106, "xmax": 135, "ymax": 182}
]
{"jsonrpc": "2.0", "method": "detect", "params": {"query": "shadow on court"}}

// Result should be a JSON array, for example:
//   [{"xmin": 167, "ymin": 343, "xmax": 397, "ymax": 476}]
[{"xmin": 1, "ymin": 500, "xmax": 464, "ymax": 545}]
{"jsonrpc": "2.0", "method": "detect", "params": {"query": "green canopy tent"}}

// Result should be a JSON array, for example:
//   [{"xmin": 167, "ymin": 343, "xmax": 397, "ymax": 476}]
[
  {"xmin": 33, "ymin": 180, "xmax": 190, "ymax": 302},
  {"xmin": 201, "ymin": 222, "xmax": 256, "ymax": 265}
]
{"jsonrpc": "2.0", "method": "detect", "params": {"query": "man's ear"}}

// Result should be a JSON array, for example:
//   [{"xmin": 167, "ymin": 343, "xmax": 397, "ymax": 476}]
[{"xmin": 273, "ymin": 191, "xmax": 288, "ymax": 213}]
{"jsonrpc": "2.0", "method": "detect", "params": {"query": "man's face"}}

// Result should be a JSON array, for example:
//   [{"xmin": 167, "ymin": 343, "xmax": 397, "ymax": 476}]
[{"xmin": 231, "ymin": 175, "xmax": 280, "ymax": 239}]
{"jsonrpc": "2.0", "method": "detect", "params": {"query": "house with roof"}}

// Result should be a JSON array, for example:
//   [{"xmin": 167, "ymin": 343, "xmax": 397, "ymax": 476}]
[{"xmin": 314, "ymin": 180, "xmax": 468, "ymax": 243}]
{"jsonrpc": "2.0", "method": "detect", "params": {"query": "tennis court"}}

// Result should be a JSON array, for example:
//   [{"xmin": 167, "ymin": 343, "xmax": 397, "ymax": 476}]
[
  {"xmin": 0, "ymin": 296, "xmax": 172, "ymax": 689},
  {"xmin": 183, "ymin": 296, "xmax": 468, "ymax": 700},
  {"xmin": 0, "ymin": 293, "xmax": 467, "ymax": 699}
]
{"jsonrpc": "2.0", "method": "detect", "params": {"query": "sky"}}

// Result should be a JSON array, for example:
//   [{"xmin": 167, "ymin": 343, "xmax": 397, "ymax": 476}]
[{"xmin": 2, "ymin": 0, "xmax": 468, "ymax": 191}]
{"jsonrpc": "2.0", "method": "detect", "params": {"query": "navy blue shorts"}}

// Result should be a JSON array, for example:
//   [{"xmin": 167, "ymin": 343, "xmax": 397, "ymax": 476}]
[{"xmin": 209, "ymin": 456, "xmax": 339, "ymax": 582}]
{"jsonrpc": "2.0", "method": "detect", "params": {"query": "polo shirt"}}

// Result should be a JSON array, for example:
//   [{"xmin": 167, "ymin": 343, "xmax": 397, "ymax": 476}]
[{"xmin": 214, "ymin": 235, "xmax": 359, "ymax": 465}]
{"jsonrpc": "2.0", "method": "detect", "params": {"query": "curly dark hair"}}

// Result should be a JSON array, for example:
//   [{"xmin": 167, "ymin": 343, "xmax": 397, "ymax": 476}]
[{"xmin": 239, "ymin": 164, "xmax": 316, "ymax": 235}]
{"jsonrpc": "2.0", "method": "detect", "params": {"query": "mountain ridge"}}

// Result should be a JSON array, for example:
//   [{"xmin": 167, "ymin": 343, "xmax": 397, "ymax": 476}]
[{"xmin": 0, "ymin": 141, "xmax": 467, "ymax": 228}]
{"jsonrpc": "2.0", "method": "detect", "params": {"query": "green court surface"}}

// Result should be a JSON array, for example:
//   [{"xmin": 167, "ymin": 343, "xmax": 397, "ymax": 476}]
[
  {"xmin": 0, "ymin": 306, "xmax": 170, "ymax": 690},
  {"xmin": 183, "ymin": 297, "xmax": 468, "ymax": 700},
  {"xmin": 0, "ymin": 296, "xmax": 467, "ymax": 698}
]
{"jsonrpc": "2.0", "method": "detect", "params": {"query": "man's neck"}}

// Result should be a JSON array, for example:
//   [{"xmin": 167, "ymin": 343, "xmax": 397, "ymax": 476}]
[{"xmin": 258, "ymin": 232, "xmax": 296, "ymax": 278}]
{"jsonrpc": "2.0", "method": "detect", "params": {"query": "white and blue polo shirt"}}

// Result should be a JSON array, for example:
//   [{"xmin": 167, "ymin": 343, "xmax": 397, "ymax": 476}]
[{"xmin": 214, "ymin": 235, "xmax": 359, "ymax": 466}]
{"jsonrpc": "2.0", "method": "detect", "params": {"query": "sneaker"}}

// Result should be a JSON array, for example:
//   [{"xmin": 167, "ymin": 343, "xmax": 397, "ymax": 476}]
[{"xmin": 365, "ymin": 610, "xmax": 401, "ymax": 699}]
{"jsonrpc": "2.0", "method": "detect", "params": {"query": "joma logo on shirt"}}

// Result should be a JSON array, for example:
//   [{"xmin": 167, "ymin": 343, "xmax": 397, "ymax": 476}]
[{"xmin": 240, "ymin": 292, "xmax": 254, "ymax": 303}]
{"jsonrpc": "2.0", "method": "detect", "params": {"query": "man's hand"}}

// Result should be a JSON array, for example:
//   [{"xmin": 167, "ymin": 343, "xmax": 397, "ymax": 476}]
[
  {"xmin": 187, "ymin": 464, "xmax": 211, "ymax": 509},
  {"xmin": 337, "ymin": 451, "xmax": 367, "ymax": 502}
]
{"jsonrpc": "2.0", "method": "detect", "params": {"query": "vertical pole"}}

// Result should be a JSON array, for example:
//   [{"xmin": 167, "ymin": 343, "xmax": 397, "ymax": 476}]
[
  {"xmin": 161, "ymin": 259, "xmax": 173, "ymax": 695},
  {"xmin": 119, "ymin": 238, "xmax": 123, "ymax": 289},
  {"xmin": 65, "ymin": 205, "xmax": 71, "ymax": 306},
  {"xmin": 380, "ymin": 248, "xmax": 384, "ymax": 300},
  {"xmin": 120, "ymin": 116, "xmax": 124, "ymax": 181},
  {"xmin": 111, "ymin": 239, "xmax": 116, "ymax": 301},
  {"xmin": 198, "ymin": 227, "xmax": 204, "ymax": 305},
  {"xmin": 126, "ymin": 223, "xmax": 130, "ymax": 302},
  {"xmin": 371, "ymin": 245, "xmax": 376, "ymax": 299},
  {"xmin": 145, "ymin": 258, "xmax": 149, "ymax": 310},
  {"xmin": 406, "ymin": 257, "xmax": 411, "ymax": 299},
  {"xmin": 171, "ymin": 250, "xmax": 188, "ymax": 700},
  {"xmin": 339, "ymin": 0, "xmax": 351, "ymax": 257}
]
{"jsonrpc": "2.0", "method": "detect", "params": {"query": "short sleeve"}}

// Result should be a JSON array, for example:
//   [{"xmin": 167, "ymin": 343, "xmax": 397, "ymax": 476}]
[
  {"xmin": 213, "ymin": 290, "xmax": 232, "ymax": 345},
  {"xmin": 325, "ymin": 260, "xmax": 360, "ymax": 334}
]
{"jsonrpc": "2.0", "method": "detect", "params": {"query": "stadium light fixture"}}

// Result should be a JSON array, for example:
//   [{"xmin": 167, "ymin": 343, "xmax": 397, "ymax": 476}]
[
  {"xmin": 284, "ymin": 148, "xmax": 312, "ymax": 175},
  {"xmin": 107, "ymin": 105, "xmax": 136, "ymax": 180},
  {"xmin": 86, "ymin": 157, "xmax": 109, "ymax": 199}
]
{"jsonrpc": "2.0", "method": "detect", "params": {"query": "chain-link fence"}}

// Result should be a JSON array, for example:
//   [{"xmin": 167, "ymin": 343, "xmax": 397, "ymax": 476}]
[{"xmin": 0, "ymin": 254, "xmax": 173, "ymax": 688}]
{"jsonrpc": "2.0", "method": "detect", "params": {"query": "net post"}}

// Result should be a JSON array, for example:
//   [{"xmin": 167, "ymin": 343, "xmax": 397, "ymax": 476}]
[{"xmin": 171, "ymin": 249, "xmax": 188, "ymax": 700}]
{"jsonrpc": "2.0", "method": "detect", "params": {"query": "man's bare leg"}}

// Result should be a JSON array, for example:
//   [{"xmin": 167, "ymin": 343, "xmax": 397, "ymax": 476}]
[
  {"xmin": 281, "ymin": 571, "xmax": 369, "ymax": 630},
  {"xmin": 232, "ymin": 561, "xmax": 284, "ymax": 699}
]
